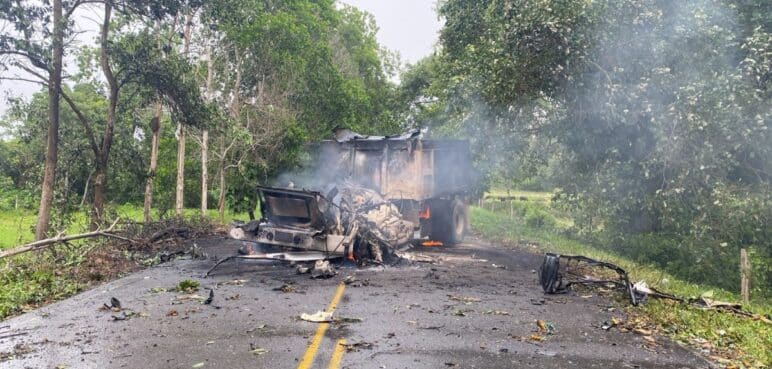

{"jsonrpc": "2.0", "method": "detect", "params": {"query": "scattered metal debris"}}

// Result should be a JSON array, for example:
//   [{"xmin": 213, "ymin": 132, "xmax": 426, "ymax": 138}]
[
  {"xmin": 310, "ymin": 260, "xmax": 336, "ymax": 279},
  {"xmin": 203, "ymin": 289, "xmax": 214, "ymax": 305},
  {"xmin": 538, "ymin": 253, "xmax": 638, "ymax": 304},
  {"xmin": 100, "ymin": 297, "xmax": 123, "ymax": 312},
  {"xmin": 539, "ymin": 253, "xmax": 772, "ymax": 323},
  {"xmin": 300, "ymin": 311, "xmax": 333, "ymax": 323}
]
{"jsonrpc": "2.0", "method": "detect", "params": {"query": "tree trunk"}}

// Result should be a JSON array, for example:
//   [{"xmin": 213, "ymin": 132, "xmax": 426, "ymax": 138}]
[
  {"xmin": 201, "ymin": 45, "xmax": 213, "ymax": 215},
  {"xmin": 174, "ymin": 12, "xmax": 194, "ymax": 218},
  {"xmin": 143, "ymin": 102, "xmax": 162, "ymax": 222},
  {"xmin": 201, "ymin": 130, "xmax": 208, "ymax": 214},
  {"xmin": 218, "ymin": 166, "xmax": 226, "ymax": 220},
  {"xmin": 91, "ymin": 163, "xmax": 106, "ymax": 228},
  {"xmin": 35, "ymin": 0, "xmax": 64, "ymax": 240},
  {"xmin": 80, "ymin": 171, "xmax": 91, "ymax": 207},
  {"xmin": 91, "ymin": 3, "xmax": 117, "ymax": 230},
  {"xmin": 175, "ymin": 125, "xmax": 186, "ymax": 217}
]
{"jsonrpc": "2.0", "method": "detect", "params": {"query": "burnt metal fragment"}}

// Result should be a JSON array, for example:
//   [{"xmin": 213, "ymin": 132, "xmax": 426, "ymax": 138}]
[{"xmin": 538, "ymin": 253, "xmax": 639, "ymax": 305}]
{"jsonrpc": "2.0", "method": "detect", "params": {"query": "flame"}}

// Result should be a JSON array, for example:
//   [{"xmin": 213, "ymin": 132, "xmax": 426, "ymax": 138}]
[
  {"xmin": 421, "ymin": 240, "xmax": 443, "ymax": 247},
  {"xmin": 418, "ymin": 206, "xmax": 431, "ymax": 219}
]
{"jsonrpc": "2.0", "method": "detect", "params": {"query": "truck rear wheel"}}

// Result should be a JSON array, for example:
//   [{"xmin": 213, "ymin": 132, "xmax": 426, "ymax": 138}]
[{"xmin": 430, "ymin": 199, "xmax": 467, "ymax": 245}]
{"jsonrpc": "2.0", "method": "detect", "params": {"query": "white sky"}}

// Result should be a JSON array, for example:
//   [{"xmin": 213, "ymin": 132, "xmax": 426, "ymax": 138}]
[{"xmin": 0, "ymin": 0, "xmax": 442, "ymax": 117}]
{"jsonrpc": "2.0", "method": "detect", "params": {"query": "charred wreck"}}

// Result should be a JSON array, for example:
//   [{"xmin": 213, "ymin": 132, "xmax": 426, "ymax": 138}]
[{"xmin": 230, "ymin": 129, "xmax": 476, "ymax": 263}]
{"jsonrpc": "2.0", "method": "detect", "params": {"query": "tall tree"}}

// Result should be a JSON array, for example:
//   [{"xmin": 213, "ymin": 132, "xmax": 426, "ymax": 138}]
[
  {"xmin": 174, "ymin": 11, "xmax": 194, "ymax": 217},
  {"xmin": 1, "ymin": 0, "xmax": 70, "ymax": 239}
]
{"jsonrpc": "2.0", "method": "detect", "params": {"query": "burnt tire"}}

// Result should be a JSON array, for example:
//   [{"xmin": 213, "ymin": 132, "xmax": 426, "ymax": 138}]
[{"xmin": 430, "ymin": 199, "xmax": 468, "ymax": 245}]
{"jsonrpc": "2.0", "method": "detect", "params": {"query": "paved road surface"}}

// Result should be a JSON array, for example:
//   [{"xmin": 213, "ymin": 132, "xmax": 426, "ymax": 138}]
[{"xmin": 0, "ymin": 237, "xmax": 711, "ymax": 368}]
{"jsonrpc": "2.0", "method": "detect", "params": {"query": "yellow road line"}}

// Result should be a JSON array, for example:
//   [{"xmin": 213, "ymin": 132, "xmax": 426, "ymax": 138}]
[
  {"xmin": 297, "ymin": 283, "xmax": 346, "ymax": 369},
  {"xmin": 327, "ymin": 339, "xmax": 346, "ymax": 369}
]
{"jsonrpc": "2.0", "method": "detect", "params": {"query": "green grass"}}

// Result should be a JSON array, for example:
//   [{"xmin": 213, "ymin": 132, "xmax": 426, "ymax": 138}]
[
  {"xmin": 0, "ymin": 210, "xmax": 35, "ymax": 248},
  {"xmin": 471, "ymin": 197, "xmax": 771, "ymax": 367},
  {"xmin": 0, "ymin": 204, "xmax": 251, "ymax": 250},
  {"xmin": 485, "ymin": 189, "xmax": 553, "ymax": 202}
]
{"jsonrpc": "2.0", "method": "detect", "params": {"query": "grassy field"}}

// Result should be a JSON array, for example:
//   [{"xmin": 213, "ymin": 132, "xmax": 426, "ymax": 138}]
[
  {"xmin": 471, "ymin": 193, "xmax": 771, "ymax": 367},
  {"xmin": 0, "ymin": 205, "xmax": 251, "ymax": 250}
]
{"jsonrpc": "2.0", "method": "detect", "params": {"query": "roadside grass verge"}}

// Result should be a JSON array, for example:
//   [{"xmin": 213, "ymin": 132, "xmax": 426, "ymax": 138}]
[
  {"xmin": 0, "ymin": 205, "xmax": 247, "ymax": 320},
  {"xmin": 470, "ymin": 202, "xmax": 771, "ymax": 367}
]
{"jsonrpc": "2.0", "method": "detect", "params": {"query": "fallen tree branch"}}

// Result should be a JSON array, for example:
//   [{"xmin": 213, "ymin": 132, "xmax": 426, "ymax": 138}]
[
  {"xmin": 148, "ymin": 227, "xmax": 190, "ymax": 243},
  {"xmin": 0, "ymin": 219, "xmax": 127, "ymax": 259}
]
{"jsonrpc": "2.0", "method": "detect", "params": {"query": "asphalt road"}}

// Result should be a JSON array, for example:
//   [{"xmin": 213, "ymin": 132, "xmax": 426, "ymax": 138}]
[{"xmin": 0, "ymin": 236, "xmax": 712, "ymax": 369}]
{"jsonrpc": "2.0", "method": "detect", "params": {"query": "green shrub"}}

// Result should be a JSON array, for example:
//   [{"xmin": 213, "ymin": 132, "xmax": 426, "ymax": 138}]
[{"xmin": 525, "ymin": 210, "xmax": 556, "ymax": 229}]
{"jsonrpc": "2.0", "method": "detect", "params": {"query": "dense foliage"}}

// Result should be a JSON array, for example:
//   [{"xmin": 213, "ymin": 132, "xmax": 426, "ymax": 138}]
[
  {"xmin": 402, "ymin": 0, "xmax": 770, "ymax": 296},
  {"xmin": 0, "ymin": 0, "xmax": 402, "ymax": 228}
]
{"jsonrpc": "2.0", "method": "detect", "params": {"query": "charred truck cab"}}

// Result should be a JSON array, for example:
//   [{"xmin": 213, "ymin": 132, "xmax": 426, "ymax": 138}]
[
  {"xmin": 255, "ymin": 186, "xmax": 354, "ymax": 255},
  {"xmin": 238, "ymin": 130, "xmax": 476, "ymax": 261}
]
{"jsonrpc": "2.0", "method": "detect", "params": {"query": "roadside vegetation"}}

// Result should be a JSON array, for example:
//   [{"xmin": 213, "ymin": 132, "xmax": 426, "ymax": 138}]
[
  {"xmin": 471, "ymin": 194, "xmax": 770, "ymax": 367},
  {"xmin": 0, "ymin": 206, "xmax": 241, "ymax": 320}
]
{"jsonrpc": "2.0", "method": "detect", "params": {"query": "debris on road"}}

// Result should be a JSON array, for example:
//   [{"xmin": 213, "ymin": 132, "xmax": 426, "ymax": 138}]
[
  {"xmin": 272, "ymin": 283, "xmax": 297, "ymax": 293},
  {"xmin": 203, "ymin": 289, "xmax": 214, "ymax": 305},
  {"xmin": 600, "ymin": 317, "xmax": 622, "ymax": 330},
  {"xmin": 174, "ymin": 294, "xmax": 206, "ymax": 302},
  {"xmin": 448, "ymin": 295, "xmax": 480, "ymax": 303},
  {"xmin": 249, "ymin": 344, "xmax": 268, "ymax": 356},
  {"xmin": 310, "ymin": 260, "xmax": 336, "ymax": 279},
  {"xmin": 452, "ymin": 308, "xmax": 474, "ymax": 317},
  {"xmin": 99, "ymin": 297, "xmax": 122, "ymax": 312},
  {"xmin": 110, "ymin": 297, "xmax": 121, "ymax": 310},
  {"xmin": 395, "ymin": 251, "xmax": 437, "ymax": 264},
  {"xmin": 300, "ymin": 311, "xmax": 333, "ymax": 323},
  {"xmin": 333, "ymin": 316, "xmax": 363, "ymax": 324},
  {"xmin": 341, "ymin": 341, "xmax": 374, "ymax": 352},
  {"xmin": 218, "ymin": 279, "xmax": 248, "ymax": 286},
  {"xmin": 535, "ymin": 320, "xmax": 555, "ymax": 335}
]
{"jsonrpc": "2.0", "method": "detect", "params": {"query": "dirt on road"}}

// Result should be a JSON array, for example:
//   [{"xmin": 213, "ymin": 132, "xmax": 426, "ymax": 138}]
[{"xmin": 0, "ymin": 236, "xmax": 712, "ymax": 369}]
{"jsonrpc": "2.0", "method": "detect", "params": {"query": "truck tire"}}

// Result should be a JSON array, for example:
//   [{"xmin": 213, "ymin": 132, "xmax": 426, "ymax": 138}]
[{"xmin": 430, "ymin": 199, "xmax": 467, "ymax": 245}]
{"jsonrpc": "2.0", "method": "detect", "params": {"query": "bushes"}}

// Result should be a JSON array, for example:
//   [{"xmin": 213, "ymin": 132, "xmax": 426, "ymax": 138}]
[
  {"xmin": 0, "ymin": 257, "xmax": 81, "ymax": 318},
  {"xmin": 481, "ymin": 197, "xmax": 559, "ymax": 230}
]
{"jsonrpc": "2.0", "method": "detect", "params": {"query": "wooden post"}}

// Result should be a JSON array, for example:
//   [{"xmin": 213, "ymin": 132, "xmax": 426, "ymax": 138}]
[
  {"xmin": 510, "ymin": 199, "xmax": 514, "ymax": 218},
  {"xmin": 740, "ymin": 248, "xmax": 750, "ymax": 304}
]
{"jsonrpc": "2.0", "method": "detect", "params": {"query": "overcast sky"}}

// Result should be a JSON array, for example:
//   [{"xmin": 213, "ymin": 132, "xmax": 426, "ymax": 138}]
[{"xmin": 0, "ymin": 0, "xmax": 442, "ymax": 117}]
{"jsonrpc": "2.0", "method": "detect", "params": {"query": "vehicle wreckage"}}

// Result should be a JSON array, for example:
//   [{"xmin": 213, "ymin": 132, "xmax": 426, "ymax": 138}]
[{"xmin": 207, "ymin": 129, "xmax": 476, "ymax": 274}]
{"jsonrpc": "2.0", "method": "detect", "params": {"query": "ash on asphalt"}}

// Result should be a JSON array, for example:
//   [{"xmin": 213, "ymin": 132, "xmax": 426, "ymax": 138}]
[{"xmin": 0, "ymin": 236, "xmax": 712, "ymax": 369}]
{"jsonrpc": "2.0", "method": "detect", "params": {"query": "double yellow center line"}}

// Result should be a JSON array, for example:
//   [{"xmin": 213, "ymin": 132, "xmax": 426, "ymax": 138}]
[{"xmin": 297, "ymin": 283, "xmax": 347, "ymax": 369}]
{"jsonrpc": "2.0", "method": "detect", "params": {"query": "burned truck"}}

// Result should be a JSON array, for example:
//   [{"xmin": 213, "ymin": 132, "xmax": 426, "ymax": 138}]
[{"xmin": 235, "ymin": 130, "xmax": 476, "ymax": 262}]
